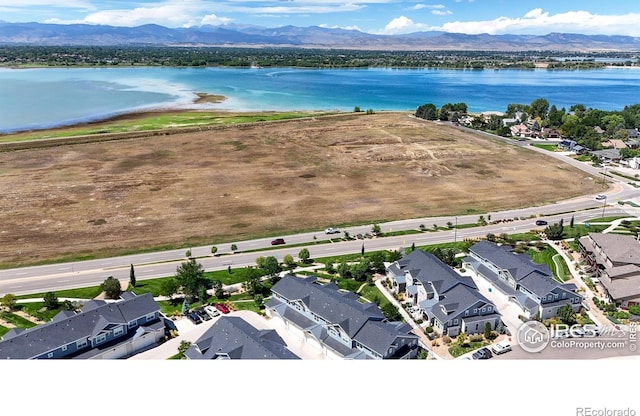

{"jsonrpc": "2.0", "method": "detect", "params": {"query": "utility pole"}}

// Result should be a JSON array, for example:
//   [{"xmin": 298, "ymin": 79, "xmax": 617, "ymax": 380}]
[{"xmin": 454, "ymin": 216, "xmax": 458, "ymax": 242}]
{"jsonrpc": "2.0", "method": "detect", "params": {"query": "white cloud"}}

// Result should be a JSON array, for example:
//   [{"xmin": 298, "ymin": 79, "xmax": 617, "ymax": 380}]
[
  {"xmin": 201, "ymin": 14, "xmax": 233, "ymax": 26},
  {"xmin": 376, "ymin": 16, "xmax": 430, "ymax": 35},
  {"xmin": 434, "ymin": 9, "xmax": 640, "ymax": 36},
  {"xmin": 432, "ymin": 10, "xmax": 451, "ymax": 16},
  {"xmin": 409, "ymin": 3, "xmax": 445, "ymax": 11}
]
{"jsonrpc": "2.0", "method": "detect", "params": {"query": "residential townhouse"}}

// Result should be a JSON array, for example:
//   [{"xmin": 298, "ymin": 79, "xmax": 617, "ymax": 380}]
[
  {"xmin": 464, "ymin": 241, "xmax": 582, "ymax": 320},
  {"xmin": 266, "ymin": 275, "xmax": 419, "ymax": 359},
  {"xmin": 0, "ymin": 292, "xmax": 166, "ymax": 359},
  {"xmin": 386, "ymin": 249, "xmax": 501, "ymax": 337},
  {"xmin": 185, "ymin": 315, "xmax": 300, "ymax": 359},
  {"xmin": 579, "ymin": 233, "xmax": 640, "ymax": 308}
]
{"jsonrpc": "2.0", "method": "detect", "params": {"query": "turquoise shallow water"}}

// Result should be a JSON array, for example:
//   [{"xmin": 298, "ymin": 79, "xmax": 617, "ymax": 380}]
[{"xmin": 1, "ymin": 66, "xmax": 639, "ymax": 133}]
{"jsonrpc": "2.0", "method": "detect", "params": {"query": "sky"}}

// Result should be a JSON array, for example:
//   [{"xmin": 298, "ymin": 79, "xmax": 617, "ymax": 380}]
[{"xmin": 2, "ymin": 0, "xmax": 640, "ymax": 36}]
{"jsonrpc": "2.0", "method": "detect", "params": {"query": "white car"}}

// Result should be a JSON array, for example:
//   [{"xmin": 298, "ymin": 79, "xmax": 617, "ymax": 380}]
[
  {"xmin": 204, "ymin": 305, "xmax": 220, "ymax": 318},
  {"xmin": 491, "ymin": 340, "xmax": 512, "ymax": 355},
  {"xmin": 595, "ymin": 194, "xmax": 606, "ymax": 200},
  {"xmin": 324, "ymin": 227, "xmax": 341, "ymax": 234}
]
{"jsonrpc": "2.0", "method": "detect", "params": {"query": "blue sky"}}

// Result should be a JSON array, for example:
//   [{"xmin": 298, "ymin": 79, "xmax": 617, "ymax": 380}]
[{"xmin": 2, "ymin": 1, "xmax": 640, "ymax": 36}]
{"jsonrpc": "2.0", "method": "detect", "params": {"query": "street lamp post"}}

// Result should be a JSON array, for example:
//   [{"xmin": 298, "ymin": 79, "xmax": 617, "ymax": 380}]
[
  {"xmin": 601, "ymin": 196, "xmax": 607, "ymax": 218},
  {"xmin": 601, "ymin": 165, "xmax": 608, "ymax": 188},
  {"xmin": 454, "ymin": 216, "xmax": 458, "ymax": 242}
]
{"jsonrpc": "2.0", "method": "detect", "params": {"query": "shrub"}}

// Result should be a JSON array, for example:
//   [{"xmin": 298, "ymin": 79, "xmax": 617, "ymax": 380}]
[
  {"xmin": 628, "ymin": 305, "xmax": 640, "ymax": 316},
  {"xmin": 425, "ymin": 326, "xmax": 434, "ymax": 333},
  {"xmin": 489, "ymin": 331, "xmax": 500, "ymax": 340},
  {"xmin": 469, "ymin": 334, "xmax": 484, "ymax": 342},
  {"xmin": 431, "ymin": 340, "xmax": 440, "ymax": 347},
  {"xmin": 442, "ymin": 335, "xmax": 452, "ymax": 344}
]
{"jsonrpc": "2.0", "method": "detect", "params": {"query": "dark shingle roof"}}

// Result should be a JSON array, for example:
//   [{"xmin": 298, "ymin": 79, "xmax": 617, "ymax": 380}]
[
  {"xmin": 0, "ymin": 292, "xmax": 159, "ymax": 359},
  {"xmin": 185, "ymin": 316, "xmax": 299, "ymax": 360},
  {"xmin": 270, "ymin": 275, "xmax": 383, "ymax": 338},
  {"xmin": 393, "ymin": 250, "xmax": 477, "ymax": 293}
]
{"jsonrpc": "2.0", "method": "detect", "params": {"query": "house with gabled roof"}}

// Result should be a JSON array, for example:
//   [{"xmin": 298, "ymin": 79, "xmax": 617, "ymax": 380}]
[
  {"xmin": 185, "ymin": 316, "xmax": 300, "ymax": 360},
  {"xmin": 266, "ymin": 275, "xmax": 419, "ymax": 359},
  {"xmin": 464, "ymin": 241, "xmax": 582, "ymax": 320},
  {"xmin": 386, "ymin": 249, "xmax": 501, "ymax": 337},
  {"xmin": 579, "ymin": 233, "xmax": 640, "ymax": 308},
  {"xmin": 0, "ymin": 292, "xmax": 166, "ymax": 359}
]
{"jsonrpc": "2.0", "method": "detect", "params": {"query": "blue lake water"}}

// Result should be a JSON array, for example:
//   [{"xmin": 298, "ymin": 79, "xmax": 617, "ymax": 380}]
[{"xmin": 1, "ymin": 66, "xmax": 639, "ymax": 133}]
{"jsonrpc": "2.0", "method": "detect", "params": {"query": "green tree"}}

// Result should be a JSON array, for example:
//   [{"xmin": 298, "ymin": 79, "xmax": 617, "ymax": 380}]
[
  {"xmin": 484, "ymin": 322, "xmax": 492, "ymax": 339},
  {"xmin": 255, "ymin": 256, "xmax": 266, "ymax": 269},
  {"xmin": 100, "ymin": 276, "xmax": 122, "ymax": 300},
  {"xmin": 529, "ymin": 98, "xmax": 550, "ymax": 120},
  {"xmin": 0, "ymin": 293, "xmax": 18, "ymax": 310},
  {"xmin": 570, "ymin": 215, "xmax": 575, "ymax": 228},
  {"xmin": 372, "ymin": 223, "xmax": 382, "ymax": 235},
  {"xmin": 43, "ymin": 291, "xmax": 59, "ymax": 309},
  {"xmin": 263, "ymin": 256, "xmax": 281, "ymax": 277},
  {"xmin": 129, "ymin": 264, "xmax": 136, "ymax": 288},
  {"xmin": 337, "ymin": 260, "xmax": 351, "ymax": 278},
  {"xmin": 354, "ymin": 106, "xmax": 361, "ymax": 112},
  {"xmin": 213, "ymin": 280, "xmax": 225, "ymax": 299},
  {"xmin": 370, "ymin": 251, "xmax": 386, "ymax": 274},
  {"xmin": 558, "ymin": 304, "xmax": 577, "ymax": 325},
  {"xmin": 283, "ymin": 254, "xmax": 295, "ymax": 269},
  {"xmin": 254, "ymin": 294, "xmax": 265, "ymax": 308},
  {"xmin": 185, "ymin": 249, "xmax": 191, "ymax": 258},
  {"xmin": 211, "ymin": 246, "xmax": 218, "ymax": 255},
  {"xmin": 351, "ymin": 259, "xmax": 371, "ymax": 282},
  {"xmin": 381, "ymin": 303, "xmax": 402, "ymax": 321},
  {"xmin": 545, "ymin": 222, "xmax": 564, "ymax": 240},
  {"xmin": 415, "ymin": 103, "xmax": 437, "ymax": 120},
  {"xmin": 386, "ymin": 250, "xmax": 403, "ymax": 262},
  {"xmin": 230, "ymin": 243, "xmax": 238, "ymax": 252},
  {"xmin": 160, "ymin": 278, "xmax": 179, "ymax": 303},
  {"xmin": 178, "ymin": 340, "xmax": 191, "ymax": 357},
  {"xmin": 298, "ymin": 248, "xmax": 310, "ymax": 264},
  {"xmin": 175, "ymin": 259, "xmax": 210, "ymax": 303}
]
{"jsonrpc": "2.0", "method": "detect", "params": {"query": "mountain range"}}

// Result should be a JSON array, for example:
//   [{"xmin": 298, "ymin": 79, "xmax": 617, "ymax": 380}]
[{"xmin": 1, "ymin": 21, "xmax": 640, "ymax": 51}]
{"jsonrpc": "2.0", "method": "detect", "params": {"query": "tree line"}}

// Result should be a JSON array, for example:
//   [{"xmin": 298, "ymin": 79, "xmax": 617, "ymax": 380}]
[
  {"xmin": 2, "ymin": 46, "xmax": 638, "ymax": 69},
  {"xmin": 416, "ymin": 98, "xmax": 640, "ymax": 151}
]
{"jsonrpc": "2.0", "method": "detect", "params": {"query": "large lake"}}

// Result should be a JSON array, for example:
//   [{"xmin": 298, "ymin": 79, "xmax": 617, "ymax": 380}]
[{"xmin": 1, "ymin": 66, "xmax": 639, "ymax": 133}]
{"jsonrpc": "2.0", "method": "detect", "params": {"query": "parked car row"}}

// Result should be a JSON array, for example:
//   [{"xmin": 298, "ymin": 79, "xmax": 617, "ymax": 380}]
[{"xmin": 186, "ymin": 303, "xmax": 230, "ymax": 325}]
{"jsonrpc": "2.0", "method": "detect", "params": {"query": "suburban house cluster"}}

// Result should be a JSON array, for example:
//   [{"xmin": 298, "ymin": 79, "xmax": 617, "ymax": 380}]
[
  {"xmin": 463, "ymin": 241, "xmax": 583, "ymax": 320},
  {"xmin": 0, "ymin": 292, "xmax": 167, "ymax": 359},
  {"xmin": 386, "ymin": 249, "xmax": 502, "ymax": 337},
  {"xmin": 185, "ymin": 315, "xmax": 300, "ymax": 359},
  {"xmin": 265, "ymin": 275, "xmax": 420, "ymax": 359},
  {"xmin": 579, "ymin": 233, "xmax": 640, "ymax": 308}
]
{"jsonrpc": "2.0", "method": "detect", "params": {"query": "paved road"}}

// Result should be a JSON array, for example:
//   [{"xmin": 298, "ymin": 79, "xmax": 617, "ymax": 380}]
[
  {"xmin": 1, "ymin": 125, "xmax": 640, "ymax": 296},
  {"xmin": 0, "ymin": 205, "xmax": 634, "ymax": 296}
]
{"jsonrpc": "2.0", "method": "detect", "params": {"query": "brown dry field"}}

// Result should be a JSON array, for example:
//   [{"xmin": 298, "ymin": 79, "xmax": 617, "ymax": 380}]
[{"xmin": 0, "ymin": 111, "xmax": 599, "ymax": 266}]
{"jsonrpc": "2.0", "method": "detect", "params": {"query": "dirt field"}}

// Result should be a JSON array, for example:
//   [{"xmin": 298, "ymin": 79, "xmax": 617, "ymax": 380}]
[{"xmin": 0, "ymin": 112, "xmax": 599, "ymax": 265}]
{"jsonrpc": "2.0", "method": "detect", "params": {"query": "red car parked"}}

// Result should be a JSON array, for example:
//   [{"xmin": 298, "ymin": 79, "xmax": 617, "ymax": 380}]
[{"xmin": 214, "ymin": 303, "xmax": 230, "ymax": 314}]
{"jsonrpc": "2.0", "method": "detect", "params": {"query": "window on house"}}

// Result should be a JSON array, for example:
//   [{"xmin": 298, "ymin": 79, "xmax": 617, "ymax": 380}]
[
  {"xmin": 145, "ymin": 313, "xmax": 155, "ymax": 322},
  {"xmin": 454, "ymin": 319, "xmax": 458, "ymax": 325},
  {"xmin": 473, "ymin": 308, "xmax": 477, "ymax": 313},
  {"xmin": 113, "ymin": 326, "xmax": 124, "ymax": 337},
  {"xmin": 76, "ymin": 339, "xmax": 88, "ymax": 349},
  {"xmin": 48, "ymin": 352, "xmax": 54, "ymax": 358},
  {"xmin": 481, "ymin": 307, "xmax": 486, "ymax": 313},
  {"xmin": 487, "ymin": 306, "xmax": 492, "ymax": 312},
  {"xmin": 128, "ymin": 320, "xmax": 138, "ymax": 328},
  {"xmin": 95, "ymin": 333, "xmax": 107, "ymax": 344},
  {"xmin": 563, "ymin": 293, "xmax": 566, "ymax": 299},
  {"xmin": 465, "ymin": 310, "xmax": 469, "ymax": 317},
  {"xmin": 62, "ymin": 345, "xmax": 67, "ymax": 351}
]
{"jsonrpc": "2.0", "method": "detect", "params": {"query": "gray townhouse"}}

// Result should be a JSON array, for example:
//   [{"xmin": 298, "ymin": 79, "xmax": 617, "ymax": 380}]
[
  {"xmin": 0, "ymin": 292, "xmax": 166, "ymax": 359},
  {"xmin": 266, "ymin": 275, "xmax": 419, "ymax": 359},
  {"xmin": 464, "ymin": 241, "xmax": 582, "ymax": 320},
  {"xmin": 579, "ymin": 233, "xmax": 640, "ymax": 308},
  {"xmin": 386, "ymin": 249, "xmax": 501, "ymax": 337},
  {"xmin": 185, "ymin": 315, "xmax": 300, "ymax": 359}
]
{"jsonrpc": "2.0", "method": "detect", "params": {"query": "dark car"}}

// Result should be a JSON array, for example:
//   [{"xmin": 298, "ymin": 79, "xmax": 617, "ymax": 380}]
[
  {"xmin": 194, "ymin": 307, "xmax": 211, "ymax": 321},
  {"xmin": 187, "ymin": 312, "xmax": 202, "ymax": 325},
  {"xmin": 214, "ymin": 303, "xmax": 230, "ymax": 314},
  {"xmin": 472, "ymin": 347, "xmax": 493, "ymax": 360},
  {"xmin": 535, "ymin": 220, "xmax": 548, "ymax": 226},
  {"xmin": 271, "ymin": 238, "xmax": 286, "ymax": 245}
]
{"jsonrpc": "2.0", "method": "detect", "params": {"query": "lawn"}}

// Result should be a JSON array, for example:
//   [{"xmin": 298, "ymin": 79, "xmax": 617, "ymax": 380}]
[
  {"xmin": 18, "ymin": 302, "xmax": 65, "ymax": 322},
  {"xmin": 357, "ymin": 284, "xmax": 390, "ymax": 308},
  {"xmin": 527, "ymin": 245, "xmax": 570, "ymax": 282},
  {"xmin": 583, "ymin": 215, "xmax": 629, "ymax": 223},
  {"xmin": 562, "ymin": 224, "xmax": 608, "ymax": 239},
  {"xmin": 16, "ymin": 286, "xmax": 103, "ymax": 301},
  {"xmin": 532, "ymin": 144, "xmax": 559, "ymax": 151},
  {"xmin": 0, "ymin": 311, "xmax": 37, "ymax": 328},
  {"xmin": 0, "ymin": 325, "xmax": 9, "ymax": 338},
  {"xmin": 448, "ymin": 340, "xmax": 490, "ymax": 358}
]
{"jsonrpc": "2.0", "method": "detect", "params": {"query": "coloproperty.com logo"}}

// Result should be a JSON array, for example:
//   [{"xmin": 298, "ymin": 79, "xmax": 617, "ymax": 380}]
[{"xmin": 516, "ymin": 321, "xmax": 637, "ymax": 353}]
